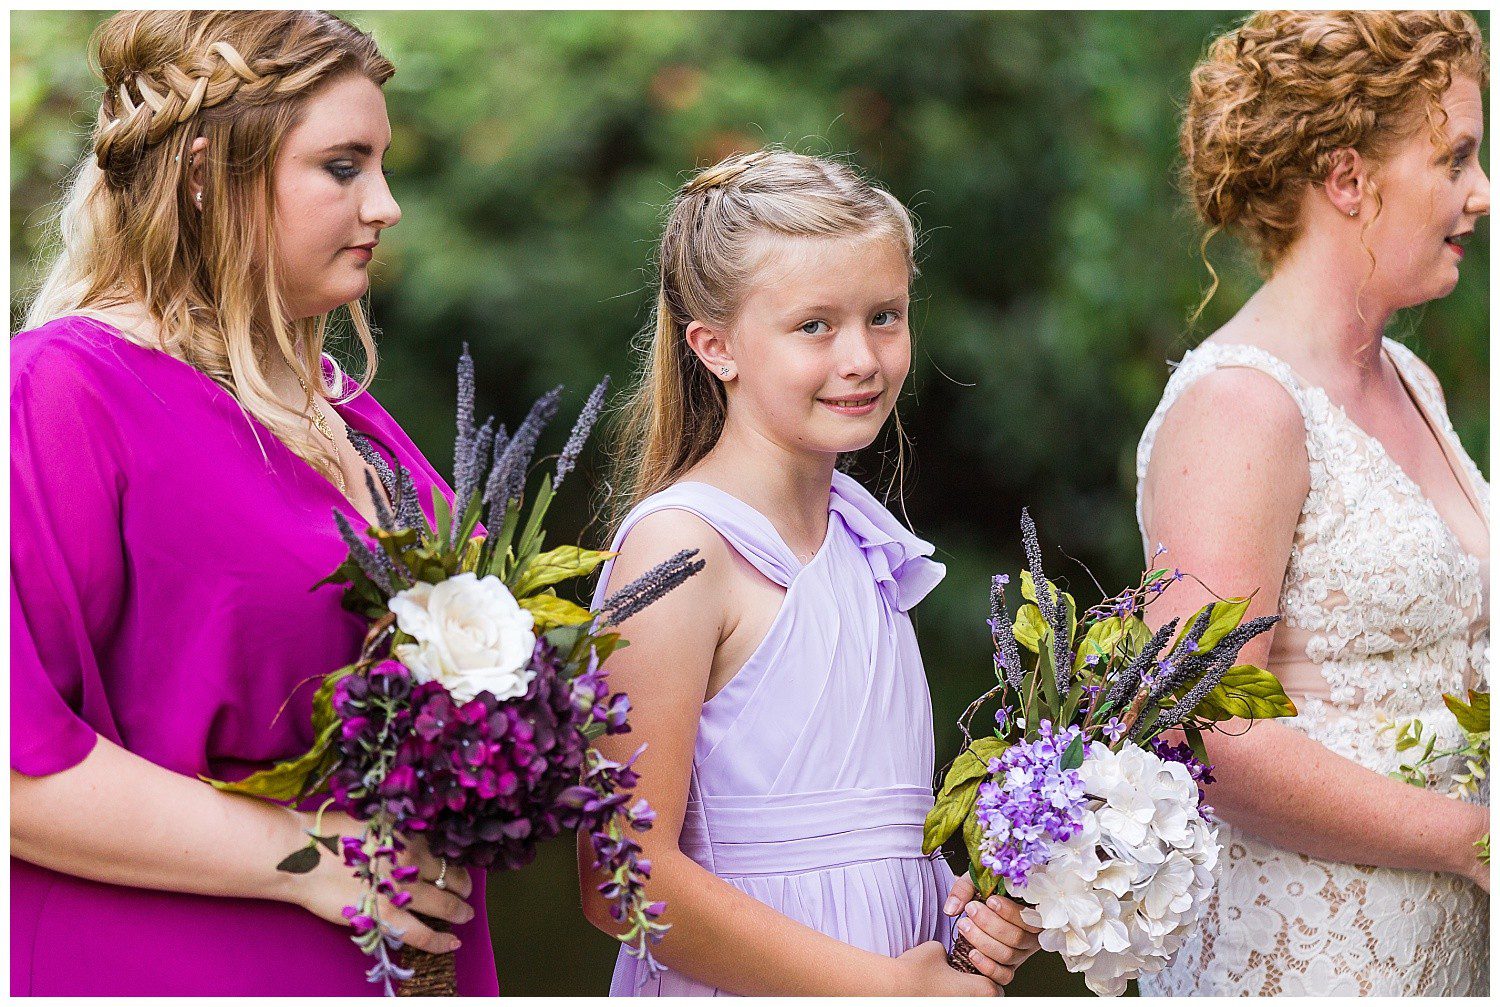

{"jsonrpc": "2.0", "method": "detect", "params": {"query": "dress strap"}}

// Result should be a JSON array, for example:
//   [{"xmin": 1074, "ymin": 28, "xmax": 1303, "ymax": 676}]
[{"xmin": 589, "ymin": 483, "xmax": 800, "ymax": 610}]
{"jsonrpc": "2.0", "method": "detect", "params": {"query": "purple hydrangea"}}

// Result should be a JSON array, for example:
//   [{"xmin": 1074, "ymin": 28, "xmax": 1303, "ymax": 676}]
[{"xmin": 974, "ymin": 720, "xmax": 1090, "ymax": 889}]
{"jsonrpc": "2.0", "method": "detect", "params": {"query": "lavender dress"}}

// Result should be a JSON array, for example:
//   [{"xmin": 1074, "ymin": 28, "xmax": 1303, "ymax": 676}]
[
  {"xmin": 592, "ymin": 475, "xmax": 956, "ymax": 996},
  {"xmin": 10, "ymin": 316, "xmax": 498, "ymax": 995}
]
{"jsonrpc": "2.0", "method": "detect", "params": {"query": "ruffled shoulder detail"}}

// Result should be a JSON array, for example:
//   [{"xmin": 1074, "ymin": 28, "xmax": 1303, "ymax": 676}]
[{"xmin": 828, "ymin": 471, "xmax": 946, "ymax": 612}]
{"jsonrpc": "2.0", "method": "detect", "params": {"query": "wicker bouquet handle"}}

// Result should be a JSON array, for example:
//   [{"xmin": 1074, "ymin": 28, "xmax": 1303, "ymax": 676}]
[
  {"xmin": 398, "ymin": 915, "xmax": 457, "ymax": 996},
  {"xmin": 948, "ymin": 930, "xmax": 982, "ymax": 975}
]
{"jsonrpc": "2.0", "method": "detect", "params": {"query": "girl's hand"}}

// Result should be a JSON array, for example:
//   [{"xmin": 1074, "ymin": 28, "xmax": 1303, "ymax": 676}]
[
  {"xmin": 890, "ymin": 941, "xmax": 1000, "ymax": 996},
  {"xmin": 944, "ymin": 874, "xmax": 1042, "ymax": 986},
  {"xmin": 278, "ymin": 809, "xmax": 476, "ymax": 954}
]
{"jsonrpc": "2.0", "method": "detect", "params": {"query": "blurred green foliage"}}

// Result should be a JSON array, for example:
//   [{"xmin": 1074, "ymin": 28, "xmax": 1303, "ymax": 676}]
[{"xmin": 10, "ymin": 10, "xmax": 1488, "ymax": 997}]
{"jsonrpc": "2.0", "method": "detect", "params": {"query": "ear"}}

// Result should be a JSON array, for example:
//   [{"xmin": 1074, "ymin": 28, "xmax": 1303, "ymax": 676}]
[
  {"xmin": 188, "ymin": 136, "xmax": 209, "ymax": 208},
  {"xmin": 684, "ymin": 320, "xmax": 736, "ymax": 382},
  {"xmin": 1322, "ymin": 147, "xmax": 1367, "ymax": 218}
]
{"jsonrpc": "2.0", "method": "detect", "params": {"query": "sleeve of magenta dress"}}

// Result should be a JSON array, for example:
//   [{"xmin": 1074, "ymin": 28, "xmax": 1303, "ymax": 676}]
[
  {"xmin": 9, "ymin": 316, "xmax": 497, "ymax": 995},
  {"xmin": 10, "ymin": 335, "xmax": 127, "ymax": 776}
]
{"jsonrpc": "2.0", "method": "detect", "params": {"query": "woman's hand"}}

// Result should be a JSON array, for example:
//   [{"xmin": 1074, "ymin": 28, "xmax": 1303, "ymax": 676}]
[
  {"xmin": 890, "ymin": 941, "xmax": 1001, "ymax": 996},
  {"xmin": 944, "ymin": 874, "xmax": 1042, "ymax": 986},
  {"xmin": 278, "ymin": 809, "xmax": 476, "ymax": 954}
]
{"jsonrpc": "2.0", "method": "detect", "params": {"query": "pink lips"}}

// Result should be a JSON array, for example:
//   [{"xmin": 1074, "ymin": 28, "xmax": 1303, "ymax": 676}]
[{"xmin": 346, "ymin": 242, "xmax": 378, "ymax": 264}]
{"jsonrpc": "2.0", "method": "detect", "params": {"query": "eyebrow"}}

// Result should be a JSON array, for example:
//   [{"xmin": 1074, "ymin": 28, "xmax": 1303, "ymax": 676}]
[{"xmin": 318, "ymin": 141, "xmax": 390, "ymax": 157}]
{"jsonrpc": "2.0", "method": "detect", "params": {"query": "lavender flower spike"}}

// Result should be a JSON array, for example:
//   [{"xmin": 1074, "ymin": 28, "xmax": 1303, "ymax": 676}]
[
  {"xmin": 555, "ymin": 376, "xmax": 609, "ymax": 491},
  {"xmin": 599, "ymin": 548, "xmax": 706, "ymax": 627},
  {"xmin": 334, "ymin": 510, "xmax": 396, "ymax": 595},
  {"xmin": 452, "ymin": 343, "xmax": 476, "ymax": 479},
  {"xmin": 990, "ymin": 574, "xmax": 1026, "ymax": 692},
  {"xmin": 484, "ymin": 386, "xmax": 563, "ymax": 512},
  {"xmin": 1019, "ymin": 509, "xmax": 1071, "ymax": 698}
]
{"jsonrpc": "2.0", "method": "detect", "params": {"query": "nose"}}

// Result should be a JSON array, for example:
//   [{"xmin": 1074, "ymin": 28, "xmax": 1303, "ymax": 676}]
[
  {"xmin": 1467, "ymin": 160, "xmax": 1490, "ymax": 218},
  {"xmin": 838, "ymin": 326, "xmax": 881, "ymax": 381},
  {"xmin": 363, "ymin": 170, "xmax": 403, "ymax": 230}
]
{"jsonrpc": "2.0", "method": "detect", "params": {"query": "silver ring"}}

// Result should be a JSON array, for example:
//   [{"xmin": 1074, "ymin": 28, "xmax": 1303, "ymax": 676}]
[{"xmin": 434, "ymin": 857, "xmax": 449, "ymax": 890}]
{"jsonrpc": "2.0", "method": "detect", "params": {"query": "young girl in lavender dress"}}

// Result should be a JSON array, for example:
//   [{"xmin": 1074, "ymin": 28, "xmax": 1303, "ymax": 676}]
[{"xmin": 577, "ymin": 150, "xmax": 1039, "ymax": 995}]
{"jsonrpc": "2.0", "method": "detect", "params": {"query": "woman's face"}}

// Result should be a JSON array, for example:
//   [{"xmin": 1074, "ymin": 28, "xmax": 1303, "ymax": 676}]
[
  {"xmin": 1367, "ymin": 75, "xmax": 1488, "ymax": 309},
  {"xmin": 719, "ymin": 230, "xmax": 912, "ymax": 459},
  {"xmin": 272, "ymin": 74, "xmax": 401, "ymax": 320}
]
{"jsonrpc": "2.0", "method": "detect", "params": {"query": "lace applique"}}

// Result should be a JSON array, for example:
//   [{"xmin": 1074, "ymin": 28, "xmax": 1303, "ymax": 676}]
[{"xmin": 1134, "ymin": 340, "xmax": 1490, "ymax": 996}]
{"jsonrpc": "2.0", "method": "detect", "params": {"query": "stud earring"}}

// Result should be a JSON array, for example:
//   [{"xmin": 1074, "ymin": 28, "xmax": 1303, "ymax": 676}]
[
  {"xmin": 719, "ymin": 366, "xmax": 730, "ymax": 377},
  {"xmin": 1348, "ymin": 207, "xmax": 1358, "ymax": 217},
  {"xmin": 195, "ymin": 191, "xmax": 203, "ymax": 206}
]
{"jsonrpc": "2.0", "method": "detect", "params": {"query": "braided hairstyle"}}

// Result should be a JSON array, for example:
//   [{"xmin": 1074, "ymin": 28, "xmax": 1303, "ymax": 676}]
[
  {"xmin": 610, "ymin": 148, "xmax": 918, "ymax": 527},
  {"xmin": 24, "ymin": 10, "xmax": 394, "ymax": 486},
  {"xmin": 1181, "ymin": 10, "xmax": 1486, "ymax": 311}
]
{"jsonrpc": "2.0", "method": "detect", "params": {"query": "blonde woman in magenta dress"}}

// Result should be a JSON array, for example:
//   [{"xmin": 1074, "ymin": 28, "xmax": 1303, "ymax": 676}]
[{"xmin": 1136, "ymin": 12, "xmax": 1488, "ymax": 996}]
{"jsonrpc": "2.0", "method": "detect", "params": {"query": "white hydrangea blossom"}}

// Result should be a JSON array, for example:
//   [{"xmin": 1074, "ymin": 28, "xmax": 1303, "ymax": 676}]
[{"xmin": 1016, "ymin": 741, "xmax": 1219, "ymax": 996}]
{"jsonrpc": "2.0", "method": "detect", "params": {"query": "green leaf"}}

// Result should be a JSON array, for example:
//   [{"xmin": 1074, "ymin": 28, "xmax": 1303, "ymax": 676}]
[
  {"xmin": 310, "ymin": 664, "xmax": 356, "ymax": 736},
  {"xmin": 1444, "ymin": 690, "xmax": 1490, "ymax": 735},
  {"xmin": 1185, "ymin": 727, "xmax": 1209, "ymax": 767},
  {"xmin": 514, "ymin": 545, "xmax": 615, "ymax": 597},
  {"xmin": 924, "ymin": 737, "xmax": 1006, "ymax": 855},
  {"xmin": 923, "ymin": 776, "xmax": 979, "ymax": 856},
  {"xmin": 1060, "ymin": 733, "xmax": 1085, "ymax": 770},
  {"xmin": 514, "ymin": 474, "xmax": 555, "ymax": 570},
  {"xmin": 1177, "ymin": 597, "xmax": 1251, "ymax": 654},
  {"xmin": 1013, "ymin": 604, "xmax": 1045, "ymax": 652},
  {"xmin": 202, "ymin": 720, "xmax": 338, "ymax": 802},
  {"xmin": 276, "ymin": 844, "xmax": 323, "ymax": 874},
  {"xmin": 311, "ymin": 832, "xmax": 341, "ymax": 855},
  {"xmin": 586, "ymin": 631, "xmax": 624, "ymax": 664},
  {"xmin": 519, "ymin": 591, "xmax": 593, "ymax": 630},
  {"xmin": 1074, "ymin": 617, "xmax": 1125, "ymax": 671},
  {"xmin": 964, "ymin": 812, "xmax": 1000, "ymax": 899},
  {"xmin": 1019, "ymin": 571, "xmax": 1076, "ymax": 654},
  {"xmin": 432, "ymin": 486, "xmax": 453, "ymax": 549},
  {"xmin": 1185, "ymin": 664, "xmax": 1298, "ymax": 721}
]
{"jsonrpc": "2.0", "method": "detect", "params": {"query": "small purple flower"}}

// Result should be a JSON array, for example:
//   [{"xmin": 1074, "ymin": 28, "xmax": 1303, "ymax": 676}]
[
  {"xmin": 1102, "ymin": 717, "xmax": 1127, "ymax": 743},
  {"xmin": 973, "ymin": 721, "xmax": 1089, "ymax": 889}
]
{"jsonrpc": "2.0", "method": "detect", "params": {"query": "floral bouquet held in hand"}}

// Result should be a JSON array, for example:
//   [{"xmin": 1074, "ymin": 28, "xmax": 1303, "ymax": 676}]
[
  {"xmin": 924, "ymin": 511, "xmax": 1296, "ymax": 995},
  {"xmin": 208, "ymin": 349, "xmax": 701, "ymax": 995}
]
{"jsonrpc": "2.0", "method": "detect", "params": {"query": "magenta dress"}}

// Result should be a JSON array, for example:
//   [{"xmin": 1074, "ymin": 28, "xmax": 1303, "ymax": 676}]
[
  {"xmin": 592, "ymin": 475, "xmax": 957, "ymax": 996},
  {"xmin": 10, "ymin": 316, "xmax": 498, "ymax": 995}
]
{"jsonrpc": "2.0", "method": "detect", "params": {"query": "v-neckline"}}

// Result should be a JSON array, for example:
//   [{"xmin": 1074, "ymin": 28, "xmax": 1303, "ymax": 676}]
[
  {"xmin": 674, "ymin": 480, "xmax": 837, "ymax": 575},
  {"xmin": 1228, "ymin": 340, "xmax": 1488, "ymax": 564},
  {"xmin": 77, "ymin": 315, "xmax": 390, "ymax": 529}
]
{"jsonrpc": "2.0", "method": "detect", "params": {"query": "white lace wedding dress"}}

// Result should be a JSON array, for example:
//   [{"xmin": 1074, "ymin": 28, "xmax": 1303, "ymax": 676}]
[{"xmin": 1134, "ymin": 339, "xmax": 1489, "ymax": 996}]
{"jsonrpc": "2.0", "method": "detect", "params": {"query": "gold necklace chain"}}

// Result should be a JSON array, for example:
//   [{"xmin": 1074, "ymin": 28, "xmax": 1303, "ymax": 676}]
[{"xmin": 297, "ymin": 376, "xmax": 347, "ymax": 493}]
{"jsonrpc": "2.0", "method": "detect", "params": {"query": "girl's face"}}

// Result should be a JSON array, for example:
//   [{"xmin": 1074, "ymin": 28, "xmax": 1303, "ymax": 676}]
[
  {"xmin": 272, "ymin": 74, "xmax": 401, "ymax": 320},
  {"xmin": 718, "ymin": 230, "xmax": 911, "ymax": 459},
  {"xmin": 1365, "ymin": 75, "xmax": 1487, "ymax": 309}
]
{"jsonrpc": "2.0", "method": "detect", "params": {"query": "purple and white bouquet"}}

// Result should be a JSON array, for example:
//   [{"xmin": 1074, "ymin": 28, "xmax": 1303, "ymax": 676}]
[
  {"xmin": 209, "ymin": 349, "xmax": 698, "ymax": 994},
  {"xmin": 925, "ymin": 511, "xmax": 1294, "ymax": 995}
]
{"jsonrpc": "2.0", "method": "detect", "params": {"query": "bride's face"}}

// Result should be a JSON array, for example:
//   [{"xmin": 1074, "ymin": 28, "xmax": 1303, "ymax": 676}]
[{"xmin": 1365, "ymin": 76, "xmax": 1488, "ymax": 309}]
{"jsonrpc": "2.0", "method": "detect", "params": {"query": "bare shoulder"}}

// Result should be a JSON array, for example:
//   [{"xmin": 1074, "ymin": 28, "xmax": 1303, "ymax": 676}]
[
  {"xmin": 1144, "ymin": 362, "xmax": 1310, "ymax": 540},
  {"xmin": 605, "ymin": 505, "xmax": 734, "ymax": 601},
  {"xmin": 1155, "ymin": 363, "xmax": 1307, "ymax": 468}
]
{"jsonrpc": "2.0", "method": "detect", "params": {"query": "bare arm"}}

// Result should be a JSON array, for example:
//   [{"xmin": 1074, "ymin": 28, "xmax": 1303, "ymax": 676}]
[
  {"xmin": 577, "ymin": 510, "xmax": 993, "ymax": 996},
  {"xmin": 11, "ymin": 735, "xmax": 475, "ymax": 953},
  {"xmin": 1140, "ymin": 366, "xmax": 1488, "ymax": 888}
]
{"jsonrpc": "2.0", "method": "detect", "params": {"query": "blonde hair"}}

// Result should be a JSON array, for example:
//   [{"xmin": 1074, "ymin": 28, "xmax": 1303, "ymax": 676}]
[
  {"xmin": 23, "ymin": 10, "xmax": 395, "ymax": 483},
  {"xmin": 610, "ymin": 148, "xmax": 918, "ymax": 527},
  {"xmin": 1182, "ymin": 10, "xmax": 1486, "ymax": 317}
]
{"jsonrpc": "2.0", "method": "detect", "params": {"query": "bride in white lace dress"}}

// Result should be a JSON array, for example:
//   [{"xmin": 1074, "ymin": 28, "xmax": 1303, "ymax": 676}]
[{"xmin": 1135, "ymin": 12, "xmax": 1489, "ymax": 996}]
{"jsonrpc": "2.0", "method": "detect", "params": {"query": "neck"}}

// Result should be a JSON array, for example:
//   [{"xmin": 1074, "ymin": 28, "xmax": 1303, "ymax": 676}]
[
  {"xmin": 692, "ymin": 416, "xmax": 837, "ymax": 552},
  {"xmin": 1245, "ymin": 232, "xmax": 1392, "ymax": 376}
]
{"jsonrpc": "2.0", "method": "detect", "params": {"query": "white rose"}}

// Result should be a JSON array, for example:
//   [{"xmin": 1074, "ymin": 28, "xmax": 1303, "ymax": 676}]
[{"xmin": 389, "ymin": 572, "xmax": 537, "ymax": 703}]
